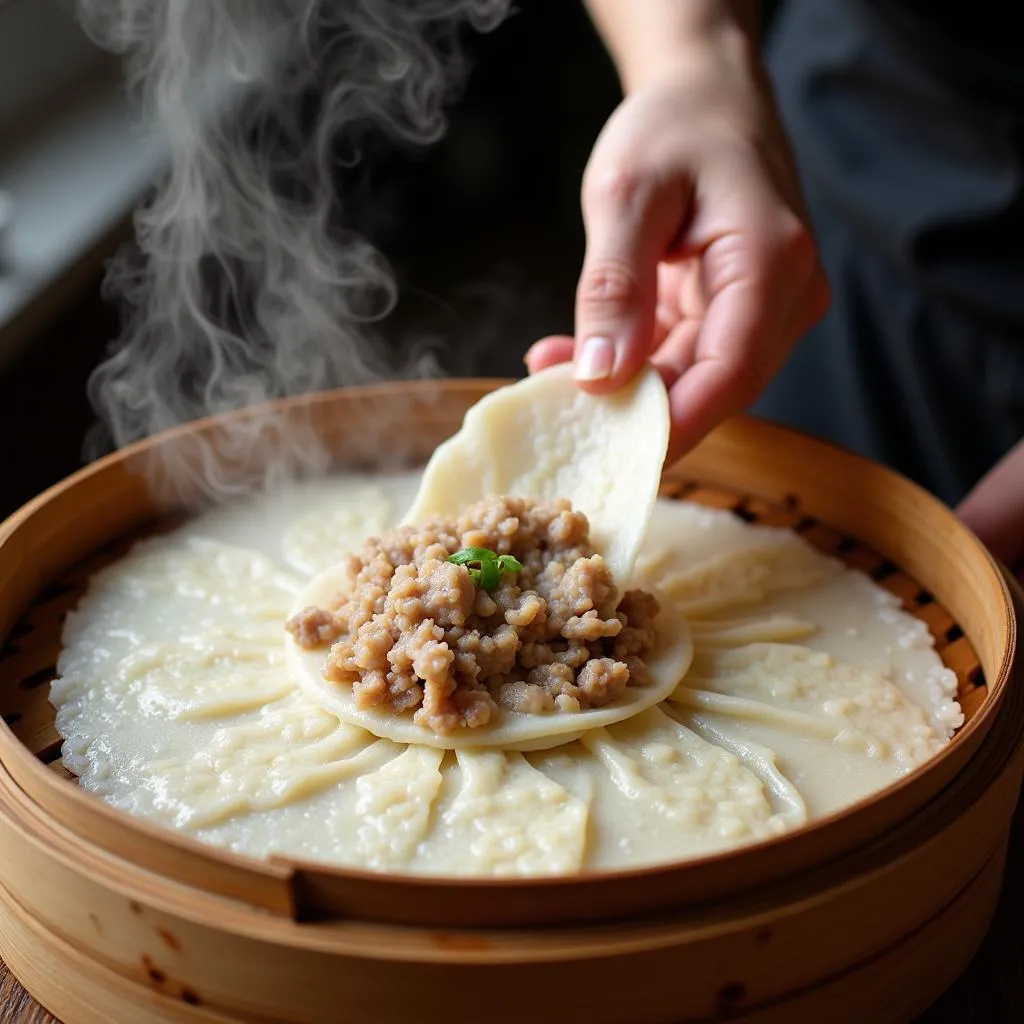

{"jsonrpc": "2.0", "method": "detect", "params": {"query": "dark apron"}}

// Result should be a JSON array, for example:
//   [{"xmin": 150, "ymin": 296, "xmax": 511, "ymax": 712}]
[{"xmin": 751, "ymin": 0, "xmax": 1024, "ymax": 506}]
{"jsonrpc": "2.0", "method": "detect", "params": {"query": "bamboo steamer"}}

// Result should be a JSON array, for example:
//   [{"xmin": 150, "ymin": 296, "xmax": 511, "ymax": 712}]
[{"xmin": 0, "ymin": 379, "xmax": 1021, "ymax": 1024}]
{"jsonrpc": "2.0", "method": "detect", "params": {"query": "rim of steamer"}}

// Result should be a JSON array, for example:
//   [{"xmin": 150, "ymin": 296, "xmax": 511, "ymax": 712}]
[{"xmin": 0, "ymin": 379, "xmax": 1013, "ymax": 929}]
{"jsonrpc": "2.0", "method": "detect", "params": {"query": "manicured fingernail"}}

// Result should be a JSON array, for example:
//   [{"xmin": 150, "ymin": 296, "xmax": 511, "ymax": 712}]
[{"xmin": 574, "ymin": 336, "xmax": 614, "ymax": 381}]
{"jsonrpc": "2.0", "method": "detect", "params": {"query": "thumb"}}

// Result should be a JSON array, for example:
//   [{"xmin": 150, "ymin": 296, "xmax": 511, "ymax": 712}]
[{"xmin": 573, "ymin": 167, "xmax": 687, "ymax": 391}]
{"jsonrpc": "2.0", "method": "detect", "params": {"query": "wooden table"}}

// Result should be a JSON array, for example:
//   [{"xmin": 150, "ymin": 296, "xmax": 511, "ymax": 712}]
[{"xmin": 3, "ymin": 795, "xmax": 1024, "ymax": 1022}]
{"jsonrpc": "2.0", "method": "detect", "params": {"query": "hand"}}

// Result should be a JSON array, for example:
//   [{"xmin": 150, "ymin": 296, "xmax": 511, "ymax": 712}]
[
  {"xmin": 957, "ymin": 440, "xmax": 1024, "ymax": 577},
  {"xmin": 525, "ymin": 31, "xmax": 829, "ymax": 461}
]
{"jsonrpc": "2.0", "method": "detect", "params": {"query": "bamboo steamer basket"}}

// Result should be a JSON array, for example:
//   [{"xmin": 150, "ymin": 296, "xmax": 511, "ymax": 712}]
[{"xmin": 0, "ymin": 379, "xmax": 1021, "ymax": 1024}]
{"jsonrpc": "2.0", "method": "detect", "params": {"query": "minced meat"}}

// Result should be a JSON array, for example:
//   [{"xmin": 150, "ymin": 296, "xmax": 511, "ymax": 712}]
[{"xmin": 286, "ymin": 496, "xmax": 660, "ymax": 736}]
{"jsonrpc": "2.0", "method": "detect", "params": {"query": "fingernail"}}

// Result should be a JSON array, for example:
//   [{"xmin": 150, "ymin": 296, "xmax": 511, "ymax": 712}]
[{"xmin": 574, "ymin": 336, "xmax": 615, "ymax": 382}]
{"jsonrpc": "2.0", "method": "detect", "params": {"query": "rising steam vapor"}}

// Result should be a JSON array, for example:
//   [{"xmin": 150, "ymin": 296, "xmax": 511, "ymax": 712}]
[{"xmin": 75, "ymin": 0, "xmax": 511, "ymax": 502}]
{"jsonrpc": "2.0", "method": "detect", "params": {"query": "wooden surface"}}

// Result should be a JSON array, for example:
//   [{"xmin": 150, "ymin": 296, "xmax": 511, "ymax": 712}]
[{"xmin": 0, "ymin": 969, "xmax": 51, "ymax": 1024}]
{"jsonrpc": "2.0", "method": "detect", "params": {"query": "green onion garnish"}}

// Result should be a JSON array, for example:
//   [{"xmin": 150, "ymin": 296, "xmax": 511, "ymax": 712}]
[{"xmin": 447, "ymin": 547, "xmax": 523, "ymax": 592}]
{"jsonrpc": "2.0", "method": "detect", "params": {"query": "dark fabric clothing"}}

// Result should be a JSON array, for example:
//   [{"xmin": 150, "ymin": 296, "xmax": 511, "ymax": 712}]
[
  {"xmin": 752, "ymin": 0, "xmax": 1024, "ymax": 507},
  {"xmin": 868, "ymin": 0, "xmax": 1024, "ymax": 104}
]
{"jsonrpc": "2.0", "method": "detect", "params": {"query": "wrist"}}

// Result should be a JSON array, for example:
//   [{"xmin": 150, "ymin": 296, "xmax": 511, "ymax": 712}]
[
  {"xmin": 620, "ymin": 20, "xmax": 758, "ymax": 94},
  {"xmin": 584, "ymin": 1, "xmax": 760, "ymax": 94}
]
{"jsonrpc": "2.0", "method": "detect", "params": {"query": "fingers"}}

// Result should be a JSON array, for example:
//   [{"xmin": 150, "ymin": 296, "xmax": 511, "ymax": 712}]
[
  {"xmin": 957, "ymin": 439, "xmax": 1024, "ymax": 573},
  {"xmin": 529, "ymin": 196, "xmax": 829, "ymax": 469},
  {"xmin": 523, "ymin": 333, "xmax": 680, "ymax": 397},
  {"xmin": 648, "ymin": 259, "xmax": 705, "ymax": 388},
  {"xmin": 665, "ymin": 359, "xmax": 765, "ymax": 464},
  {"xmin": 525, "ymin": 263, "xmax": 697, "ymax": 381},
  {"xmin": 657, "ymin": 244, "xmax": 827, "ymax": 384},
  {"xmin": 659, "ymin": 178, "xmax": 827, "ymax": 460},
  {"xmin": 573, "ymin": 162, "xmax": 688, "ymax": 392},
  {"xmin": 524, "ymin": 335, "xmax": 574, "ymax": 375}
]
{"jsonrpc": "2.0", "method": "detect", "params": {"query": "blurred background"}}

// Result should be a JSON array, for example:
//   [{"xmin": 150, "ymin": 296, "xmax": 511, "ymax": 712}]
[
  {"xmin": 0, "ymin": 0, "xmax": 777, "ymax": 519},
  {"xmin": 0, "ymin": 0, "xmax": 602, "ymax": 516}
]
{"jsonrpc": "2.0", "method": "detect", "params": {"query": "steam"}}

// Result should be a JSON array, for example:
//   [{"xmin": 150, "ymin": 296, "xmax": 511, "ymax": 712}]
[{"xmin": 76, "ymin": 0, "xmax": 511, "ymax": 503}]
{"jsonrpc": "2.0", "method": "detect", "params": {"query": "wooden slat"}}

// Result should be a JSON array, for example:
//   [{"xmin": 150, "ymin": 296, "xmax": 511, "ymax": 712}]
[
  {"xmin": 0, "ymin": 519, "xmax": 177, "ymax": 760},
  {"xmin": 915, "ymin": 602, "xmax": 959, "ymax": 643},
  {"xmin": 47, "ymin": 759, "xmax": 75, "ymax": 781},
  {"xmin": 671, "ymin": 484, "xmax": 985, "ymax": 704},
  {"xmin": 737, "ymin": 496, "xmax": 801, "ymax": 529},
  {"xmin": 878, "ymin": 572, "xmax": 923, "ymax": 606},
  {"xmin": 680, "ymin": 486, "xmax": 740, "ymax": 510}
]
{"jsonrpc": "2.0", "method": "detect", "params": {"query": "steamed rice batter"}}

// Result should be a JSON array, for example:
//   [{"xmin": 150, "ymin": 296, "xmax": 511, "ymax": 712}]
[{"xmin": 50, "ymin": 469, "xmax": 963, "ymax": 876}]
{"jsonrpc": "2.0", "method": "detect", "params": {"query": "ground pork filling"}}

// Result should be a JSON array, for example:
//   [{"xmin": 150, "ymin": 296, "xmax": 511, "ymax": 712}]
[{"xmin": 286, "ymin": 496, "xmax": 660, "ymax": 736}]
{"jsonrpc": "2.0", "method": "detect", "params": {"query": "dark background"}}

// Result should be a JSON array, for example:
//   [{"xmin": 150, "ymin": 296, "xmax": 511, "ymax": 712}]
[
  {"xmin": 0, "ymin": 1, "xmax": 786, "ymax": 517},
  {"xmin": 0, "ymin": 0, "xmax": 615, "ymax": 516}
]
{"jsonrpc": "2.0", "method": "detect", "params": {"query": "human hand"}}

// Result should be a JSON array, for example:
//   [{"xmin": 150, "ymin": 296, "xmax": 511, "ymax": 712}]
[
  {"xmin": 525, "ymin": 29, "xmax": 829, "ymax": 461},
  {"xmin": 957, "ymin": 440, "xmax": 1024, "ymax": 578}
]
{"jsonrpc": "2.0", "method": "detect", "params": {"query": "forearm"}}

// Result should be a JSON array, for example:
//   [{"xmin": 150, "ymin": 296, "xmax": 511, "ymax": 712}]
[{"xmin": 583, "ymin": 0, "xmax": 760, "ymax": 92}]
